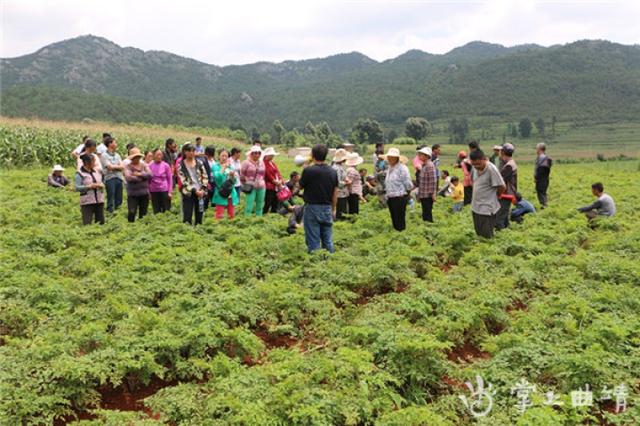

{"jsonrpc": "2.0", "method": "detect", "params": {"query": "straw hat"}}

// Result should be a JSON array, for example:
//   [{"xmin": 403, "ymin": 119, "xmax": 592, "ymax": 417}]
[
  {"xmin": 381, "ymin": 147, "xmax": 408, "ymax": 163},
  {"xmin": 492, "ymin": 145, "xmax": 502, "ymax": 151},
  {"xmin": 332, "ymin": 148, "xmax": 348, "ymax": 163},
  {"xmin": 262, "ymin": 147, "xmax": 279, "ymax": 157},
  {"xmin": 52, "ymin": 164, "xmax": 65, "ymax": 172},
  {"xmin": 345, "ymin": 152, "xmax": 364, "ymax": 167},
  {"xmin": 127, "ymin": 147, "xmax": 144, "ymax": 160},
  {"xmin": 416, "ymin": 147, "xmax": 432, "ymax": 157}
]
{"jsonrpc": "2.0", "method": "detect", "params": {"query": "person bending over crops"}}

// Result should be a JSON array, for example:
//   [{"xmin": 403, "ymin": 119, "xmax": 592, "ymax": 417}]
[
  {"xmin": 240, "ymin": 145, "xmax": 266, "ymax": 217},
  {"xmin": 124, "ymin": 148, "xmax": 152, "ymax": 223},
  {"xmin": 100, "ymin": 136, "xmax": 124, "ymax": 214},
  {"xmin": 511, "ymin": 193, "xmax": 536, "ymax": 223},
  {"xmin": 212, "ymin": 149, "xmax": 239, "ymax": 220},
  {"xmin": 470, "ymin": 149, "xmax": 506, "ymax": 239},
  {"xmin": 75, "ymin": 154, "xmax": 105, "ymax": 225},
  {"xmin": 48, "ymin": 165, "xmax": 69, "ymax": 188},
  {"xmin": 437, "ymin": 170, "xmax": 452, "ymax": 197},
  {"xmin": 148, "ymin": 148, "xmax": 173, "ymax": 214},
  {"xmin": 178, "ymin": 143, "xmax": 209, "ymax": 225},
  {"xmin": 577, "ymin": 182, "xmax": 616, "ymax": 221},
  {"xmin": 417, "ymin": 146, "xmax": 437, "ymax": 223},
  {"xmin": 382, "ymin": 148, "xmax": 413, "ymax": 231},
  {"xmin": 300, "ymin": 144, "xmax": 338, "ymax": 253}
]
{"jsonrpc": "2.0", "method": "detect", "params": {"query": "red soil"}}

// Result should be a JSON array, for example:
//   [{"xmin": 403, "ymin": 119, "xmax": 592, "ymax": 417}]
[
  {"xmin": 53, "ymin": 376, "xmax": 173, "ymax": 425},
  {"xmin": 447, "ymin": 340, "xmax": 491, "ymax": 364}
]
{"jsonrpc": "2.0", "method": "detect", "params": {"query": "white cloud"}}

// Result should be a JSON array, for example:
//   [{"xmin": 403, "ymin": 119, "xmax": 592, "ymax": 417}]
[{"xmin": 1, "ymin": 0, "xmax": 639, "ymax": 65}]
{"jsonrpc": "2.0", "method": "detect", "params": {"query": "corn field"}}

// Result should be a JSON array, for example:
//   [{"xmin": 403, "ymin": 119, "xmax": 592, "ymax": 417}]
[{"xmin": 0, "ymin": 121, "xmax": 246, "ymax": 168}]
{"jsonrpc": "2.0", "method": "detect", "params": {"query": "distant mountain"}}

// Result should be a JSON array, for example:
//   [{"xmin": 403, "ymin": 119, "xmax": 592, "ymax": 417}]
[{"xmin": 2, "ymin": 35, "xmax": 640, "ymax": 131}]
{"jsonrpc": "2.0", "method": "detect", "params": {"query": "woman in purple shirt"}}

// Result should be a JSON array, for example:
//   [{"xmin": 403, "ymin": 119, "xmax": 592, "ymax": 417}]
[{"xmin": 148, "ymin": 148, "xmax": 173, "ymax": 214}]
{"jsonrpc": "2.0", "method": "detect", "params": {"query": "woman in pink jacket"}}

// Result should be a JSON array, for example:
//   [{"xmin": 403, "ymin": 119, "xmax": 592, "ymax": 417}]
[{"xmin": 148, "ymin": 148, "xmax": 173, "ymax": 214}]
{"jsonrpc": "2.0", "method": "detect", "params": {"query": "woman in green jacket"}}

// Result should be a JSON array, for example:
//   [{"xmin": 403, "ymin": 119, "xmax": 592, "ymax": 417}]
[{"xmin": 212, "ymin": 149, "xmax": 239, "ymax": 220}]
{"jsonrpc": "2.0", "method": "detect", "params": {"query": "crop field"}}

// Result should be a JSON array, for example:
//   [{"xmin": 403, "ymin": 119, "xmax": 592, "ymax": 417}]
[{"xmin": 1, "ymin": 122, "xmax": 639, "ymax": 426}]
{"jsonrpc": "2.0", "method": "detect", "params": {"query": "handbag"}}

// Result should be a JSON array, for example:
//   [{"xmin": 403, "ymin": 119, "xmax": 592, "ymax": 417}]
[
  {"xmin": 218, "ymin": 178, "xmax": 235, "ymax": 199},
  {"xmin": 241, "ymin": 162, "xmax": 259, "ymax": 194},
  {"xmin": 276, "ymin": 185, "xmax": 292, "ymax": 202}
]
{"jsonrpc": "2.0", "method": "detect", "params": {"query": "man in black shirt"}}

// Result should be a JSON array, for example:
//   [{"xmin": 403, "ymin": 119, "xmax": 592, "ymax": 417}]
[{"xmin": 299, "ymin": 144, "xmax": 338, "ymax": 253}]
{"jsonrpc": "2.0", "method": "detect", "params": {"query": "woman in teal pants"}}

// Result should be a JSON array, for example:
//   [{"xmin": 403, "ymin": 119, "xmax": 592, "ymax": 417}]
[{"xmin": 240, "ymin": 145, "xmax": 267, "ymax": 216}]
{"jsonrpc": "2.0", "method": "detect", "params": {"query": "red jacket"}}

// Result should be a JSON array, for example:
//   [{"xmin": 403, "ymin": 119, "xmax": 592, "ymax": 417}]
[{"xmin": 264, "ymin": 159, "xmax": 282, "ymax": 191}]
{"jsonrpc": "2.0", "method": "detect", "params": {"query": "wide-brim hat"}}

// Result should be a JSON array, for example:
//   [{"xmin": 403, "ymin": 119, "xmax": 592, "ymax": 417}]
[
  {"xmin": 345, "ymin": 153, "xmax": 364, "ymax": 167},
  {"xmin": 247, "ymin": 145, "xmax": 263, "ymax": 156},
  {"xmin": 127, "ymin": 148, "xmax": 144, "ymax": 160},
  {"xmin": 492, "ymin": 145, "xmax": 502, "ymax": 150},
  {"xmin": 381, "ymin": 147, "xmax": 408, "ymax": 163},
  {"xmin": 52, "ymin": 164, "xmax": 64, "ymax": 172},
  {"xmin": 333, "ymin": 148, "xmax": 348, "ymax": 163},
  {"xmin": 416, "ymin": 147, "xmax": 432, "ymax": 157},
  {"xmin": 262, "ymin": 147, "xmax": 279, "ymax": 157}
]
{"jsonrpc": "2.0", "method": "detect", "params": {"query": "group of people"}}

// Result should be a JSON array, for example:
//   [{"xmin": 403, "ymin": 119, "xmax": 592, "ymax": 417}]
[
  {"xmin": 47, "ymin": 132, "xmax": 616, "ymax": 253},
  {"xmin": 50, "ymin": 134, "xmax": 304, "ymax": 226}
]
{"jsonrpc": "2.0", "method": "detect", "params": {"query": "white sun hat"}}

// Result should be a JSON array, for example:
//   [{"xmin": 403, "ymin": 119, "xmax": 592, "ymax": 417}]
[
  {"xmin": 262, "ymin": 147, "xmax": 279, "ymax": 157},
  {"xmin": 416, "ymin": 147, "xmax": 432, "ymax": 157},
  {"xmin": 381, "ymin": 147, "xmax": 408, "ymax": 163},
  {"xmin": 345, "ymin": 152, "xmax": 364, "ymax": 167},
  {"xmin": 247, "ymin": 145, "xmax": 263, "ymax": 156}
]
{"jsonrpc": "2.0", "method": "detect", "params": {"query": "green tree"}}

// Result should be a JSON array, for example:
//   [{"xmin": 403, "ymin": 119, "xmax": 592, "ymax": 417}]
[
  {"xmin": 387, "ymin": 129, "xmax": 398, "ymax": 142},
  {"xmin": 535, "ymin": 118, "xmax": 545, "ymax": 136},
  {"xmin": 519, "ymin": 118, "xmax": 533, "ymax": 138},
  {"xmin": 282, "ymin": 130, "xmax": 305, "ymax": 148},
  {"xmin": 304, "ymin": 121, "xmax": 316, "ymax": 136},
  {"xmin": 551, "ymin": 115, "xmax": 557, "ymax": 137},
  {"xmin": 510, "ymin": 123, "xmax": 518, "ymax": 138},
  {"xmin": 404, "ymin": 117, "xmax": 432, "ymax": 141},
  {"xmin": 250, "ymin": 128, "xmax": 261, "ymax": 143},
  {"xmin": 272, "ymin": 120, "xmax": 285, "ymax": 145},
  {"xmin": 349, "ymin": 118, "xmax": 384, "ymax": 145},
  {"xmin": 448, "ymin": 118, "xmax": 469, "ymax": 144}
]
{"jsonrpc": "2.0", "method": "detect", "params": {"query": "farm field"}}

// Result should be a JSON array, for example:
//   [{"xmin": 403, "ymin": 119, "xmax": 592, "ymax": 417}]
[{"xmin": 1, "ymin": 131, "xmax": 640, "ymax": 426}]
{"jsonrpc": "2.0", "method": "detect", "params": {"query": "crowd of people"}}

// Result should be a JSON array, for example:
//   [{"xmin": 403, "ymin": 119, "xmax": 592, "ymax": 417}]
[{"xmin": 48, "ymin": 132, "xmax": 616, "ymax": 253}]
